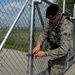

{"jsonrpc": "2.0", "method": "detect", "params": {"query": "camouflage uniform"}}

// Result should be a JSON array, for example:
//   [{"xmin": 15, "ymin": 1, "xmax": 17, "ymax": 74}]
[{"xmin": 37, "ymin": 14, "xmax": 73, "ymax": 75}]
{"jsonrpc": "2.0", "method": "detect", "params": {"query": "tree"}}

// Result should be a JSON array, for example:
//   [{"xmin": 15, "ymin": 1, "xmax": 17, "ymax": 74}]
[{"xmin": 57, "ymin": 0, "xmax": 75, "ymax": 14}]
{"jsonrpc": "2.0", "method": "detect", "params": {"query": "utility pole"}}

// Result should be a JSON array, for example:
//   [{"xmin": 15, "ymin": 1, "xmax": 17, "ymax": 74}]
[{"xmin": 63, "ymin": 0, "xmax": 65, "ymax": 13}]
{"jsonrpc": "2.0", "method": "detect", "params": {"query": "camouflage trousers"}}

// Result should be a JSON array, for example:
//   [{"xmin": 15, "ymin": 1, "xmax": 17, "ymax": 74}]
[{"xmin": 49, "ymin": 64, "xmax": 64, "ymax": 75}]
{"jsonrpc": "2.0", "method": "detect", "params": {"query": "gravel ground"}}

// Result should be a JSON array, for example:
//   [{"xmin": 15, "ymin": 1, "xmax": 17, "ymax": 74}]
[{"xmin": 64, "ymin": 63, "xmax": 75, "ymax": 75}]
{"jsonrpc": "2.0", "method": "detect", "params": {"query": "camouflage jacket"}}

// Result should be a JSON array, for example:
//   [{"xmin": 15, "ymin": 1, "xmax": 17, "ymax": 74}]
[{"xmin": 37, "ymin": 14, "xmax": 73, "ymax": 60}]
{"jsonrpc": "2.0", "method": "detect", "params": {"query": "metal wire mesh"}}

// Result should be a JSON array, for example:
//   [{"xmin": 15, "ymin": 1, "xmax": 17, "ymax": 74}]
[
  {"xmin": 0, "ymin": 0, "xmax": 31, "ymax": 75},
  {"xmin": 33, "ymin": 2, "xmax": 49, "ymax": 75},
  {"xmin": 33, "ymin": 1, "xmax": 75, "ymax": 75}
]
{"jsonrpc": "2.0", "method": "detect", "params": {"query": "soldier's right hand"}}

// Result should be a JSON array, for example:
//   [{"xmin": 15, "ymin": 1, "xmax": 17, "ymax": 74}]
[{"xmin": 33, "ymin": 44, "xmax": 41, "ymax": 54}]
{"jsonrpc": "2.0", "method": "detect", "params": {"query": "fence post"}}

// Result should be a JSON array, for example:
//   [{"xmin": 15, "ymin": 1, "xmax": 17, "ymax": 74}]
[
  {"xmin": 63, "ymin": 0, "xmax": 65, "ymax": 13},
  {"xmin": 73, "ymin": 4, "xmax": 75, "ymax": 18},
  {"xmin": 28, "ymin": 0, "xmax": 35, "ymax": 75}
]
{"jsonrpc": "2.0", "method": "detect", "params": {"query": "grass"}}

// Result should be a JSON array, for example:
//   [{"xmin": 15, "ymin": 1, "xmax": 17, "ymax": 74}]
[
  {"xmin": 0, "ymin": 28, "xmax": 29, "ymax": 51},
  {"xmin": 0, "ymin": 28, "xmax": 41, "ymax": 52}
]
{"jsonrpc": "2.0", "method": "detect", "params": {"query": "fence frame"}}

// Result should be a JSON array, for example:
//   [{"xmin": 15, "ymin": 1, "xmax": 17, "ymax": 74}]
[
  {"xmin": 28, "ymin": 0, "xmax": 75, "ymax": 75},
  {"xmin": 28, "ymin": 0, "xmax": 52, "ymax": 75}
]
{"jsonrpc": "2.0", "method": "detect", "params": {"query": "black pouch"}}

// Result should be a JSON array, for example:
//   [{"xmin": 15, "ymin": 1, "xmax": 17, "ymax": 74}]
[{"xmin": 48, "ymin": 60, "xmax": 52, "ymax": 74}]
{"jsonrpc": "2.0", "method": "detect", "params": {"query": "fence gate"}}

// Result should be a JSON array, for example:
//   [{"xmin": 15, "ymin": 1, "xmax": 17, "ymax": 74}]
[{"xmin": 0, "ymin": 0, "xmax": 51, "ymax": 75}]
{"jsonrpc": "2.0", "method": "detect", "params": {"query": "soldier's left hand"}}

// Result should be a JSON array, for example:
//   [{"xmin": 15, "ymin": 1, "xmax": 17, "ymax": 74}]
[{"xmin": 35, "ymin": 51, "xmax": 45, "ymax": 57}]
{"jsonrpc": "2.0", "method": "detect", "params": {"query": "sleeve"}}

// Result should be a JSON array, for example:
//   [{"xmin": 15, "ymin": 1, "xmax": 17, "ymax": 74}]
[
  {"xmin": 45, "ymin": 19, "xmax": 73, "ymax": 60},
  {"xmin": 37, "ymin": 25, "xmax": 49, "ymax": 45}
]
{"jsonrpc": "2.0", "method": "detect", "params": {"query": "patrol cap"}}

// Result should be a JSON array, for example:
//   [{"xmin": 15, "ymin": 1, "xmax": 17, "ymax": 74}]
[{"xmin": 46, "ymin": 4, "xmax": 59, "ymax": 19}]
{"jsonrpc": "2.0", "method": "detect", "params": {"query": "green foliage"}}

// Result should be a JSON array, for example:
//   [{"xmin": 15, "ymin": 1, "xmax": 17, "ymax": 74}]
[
  {"xmin": 57, "ymin": 0, "xmax": 75, "ymax": 13},
  {"xmin": 57, "ymin": 0, "xmax": 75, "ymax": 4}
]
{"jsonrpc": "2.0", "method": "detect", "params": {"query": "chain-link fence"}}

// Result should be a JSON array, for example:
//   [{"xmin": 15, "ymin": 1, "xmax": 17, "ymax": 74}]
[
  {"xmin": 0, "ymin": 0, "xmax": 31, "ymax": 75},
  {"xmin": 33, "ymin": 2, "xmax": 49, "ymax": 75},
  {"xmin": 33, "ymin": 1, "xmax": 75, "ymax": 75},
  {"xmin": 0, "ymin": 0, "xmax": 75, "ymax": 75}
]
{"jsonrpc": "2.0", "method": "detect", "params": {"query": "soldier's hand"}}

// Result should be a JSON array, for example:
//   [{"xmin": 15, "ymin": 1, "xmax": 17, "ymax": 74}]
[
  {"xmin": 35, "ymin": 51, "xmax": 45, "ymax": 57},
  {"xmin": 33, "ymin": 44, "xmax": 41, "ymax": 54}
]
